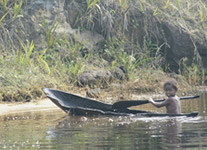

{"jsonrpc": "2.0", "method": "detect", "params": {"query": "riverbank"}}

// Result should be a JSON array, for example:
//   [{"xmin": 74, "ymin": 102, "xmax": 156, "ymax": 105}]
[
  {"xmin": 0, "ymin": 90, "xmax": 162, "ymax": 116},
  {"xmin": 0, "ymin": 86, "xmax": 206, "ymax": 116},
  {"xmin": 1, "ymin": 1, "xmax": 207, "ymax": 104},
  {"xmin": 0, "ymin": 99, "xmax": 62, "ymax": 116}
]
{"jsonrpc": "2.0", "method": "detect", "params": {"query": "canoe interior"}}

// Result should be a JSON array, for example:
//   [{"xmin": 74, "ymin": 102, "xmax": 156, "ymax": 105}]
[{"xmin": 42, "ymin": 88, "xmax": 198, "ymax": 117}]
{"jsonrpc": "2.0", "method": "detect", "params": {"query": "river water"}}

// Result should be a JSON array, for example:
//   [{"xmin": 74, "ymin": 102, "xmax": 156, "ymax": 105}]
[{"xmin": 0, "ymin": 93, "xmax": 206, "ymax": 150}]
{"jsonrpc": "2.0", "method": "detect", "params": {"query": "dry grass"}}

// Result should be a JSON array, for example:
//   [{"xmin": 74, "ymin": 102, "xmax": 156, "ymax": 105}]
[{"xmin": 80, "ymin": 69, "xmax": 195, "ymax": 103}]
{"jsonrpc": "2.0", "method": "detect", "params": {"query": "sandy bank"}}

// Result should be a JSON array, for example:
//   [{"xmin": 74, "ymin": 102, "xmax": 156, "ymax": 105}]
[{"xmin": 0, "ymin": 99, "xmax": 62, "ymax": 116}]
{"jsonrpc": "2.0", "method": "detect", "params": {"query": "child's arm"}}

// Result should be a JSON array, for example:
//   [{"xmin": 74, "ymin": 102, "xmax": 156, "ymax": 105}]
[{"xmin": 148, "ymin": 97, "xmax": 169, "ymax": 108}]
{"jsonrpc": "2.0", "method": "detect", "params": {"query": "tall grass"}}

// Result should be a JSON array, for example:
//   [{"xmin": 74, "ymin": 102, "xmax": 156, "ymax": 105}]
[
  {"xmin": 16, "ymin": 40, "xmax": 34, "ymax": 71},
  {"xmin": 87, "ymin": 0, "xmax": 100, "ymax": 10},
  {"xmin": 0, "ymin": 0, "xmax": 8, "ymax": 12},
  {"xmin": 37, "ymin": 48, "xmax": 51, "ymax": 75},
  {"xmin": 41, "ymin": 17, "xmax": 58, "ymax": 49},
  {"xmin": 0, "ymin": 0, "xmax": 206, "ymax": 102},
  {"xmin": 39, "ymin": 19, "xmax": 88, "ymax": 83},
  {"xmin": 13, "ymin": 0, "xmax": 23, "ymax": 18},
  {"xmin": 0, "ymin": 0, "xmax": 23, "ymax": 23},
  {"xmin": 0, "ymin": 0, "xmax": 27, "ymax": 54},
  {"xmin": 0, "ymin": 11, "xmax": 8, "ymax": 25},
  {"xmin": 119, "ymin": 0, "xmax": 129, "ymax": 13},
  {"xmin": 104, "ymin": 37, "xmax": 162, "ymax": 79},
  {"xmin": 179, "ymin": 58, "xmax": 206, "ymax": 85}
]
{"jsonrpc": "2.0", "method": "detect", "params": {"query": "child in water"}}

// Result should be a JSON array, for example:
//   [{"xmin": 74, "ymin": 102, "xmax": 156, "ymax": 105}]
[{"xmin": 148, "ymin": 79, "xmax": 181, "ymax": 114}]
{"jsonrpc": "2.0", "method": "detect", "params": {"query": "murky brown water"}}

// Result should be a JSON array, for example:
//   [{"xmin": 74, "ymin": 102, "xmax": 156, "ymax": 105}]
[{"xmin": 0, "ymin": 93, "xmax": 207, "ymax": 150}]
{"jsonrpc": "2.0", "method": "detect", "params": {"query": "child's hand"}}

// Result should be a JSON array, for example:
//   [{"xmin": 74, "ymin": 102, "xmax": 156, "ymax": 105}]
[
  {"xmin": 148, "ymin": 97, "xmax": 153, "ymax": 103},
  {"xmin": 164, "ymin": 97, "xmax": 168, "ymax": 100}
]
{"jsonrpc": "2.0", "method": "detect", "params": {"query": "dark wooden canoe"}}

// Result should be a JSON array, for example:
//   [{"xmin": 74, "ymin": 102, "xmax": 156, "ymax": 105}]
[{"xmin": 42, "ymin": 88, "xmax": 198, "ymax": 117}]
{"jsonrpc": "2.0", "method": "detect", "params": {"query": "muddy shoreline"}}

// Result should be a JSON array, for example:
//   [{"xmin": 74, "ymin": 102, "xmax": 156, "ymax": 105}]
[{"xmin": 0, "ymin": 99, "xmax": 63, "ymax": 116}]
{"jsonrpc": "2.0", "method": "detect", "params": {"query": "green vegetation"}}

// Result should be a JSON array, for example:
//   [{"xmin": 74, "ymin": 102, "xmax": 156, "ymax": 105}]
[
  {"xmin": 0, "ymin": 0, "xmax": 206, "ymax": 102},
  {"xmin": 104, "ymin": 37, "xmax": 160, "ymax": 78}
]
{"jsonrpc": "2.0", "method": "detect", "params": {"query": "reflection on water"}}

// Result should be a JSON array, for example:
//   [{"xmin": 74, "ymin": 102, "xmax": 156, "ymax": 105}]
[{"xmin": 0, "ymin": 93, "xmax": 207, "ymax": 150}]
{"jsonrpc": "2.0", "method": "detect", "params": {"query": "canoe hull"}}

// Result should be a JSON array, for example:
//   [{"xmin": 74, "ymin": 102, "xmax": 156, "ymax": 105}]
[
  {"xmin": 42, "ymin": 88, "xmax": 198, "ymax": 117},
  {"xmin": 62, "ymin": 107, "xmax": 198, "ymax": 117}
]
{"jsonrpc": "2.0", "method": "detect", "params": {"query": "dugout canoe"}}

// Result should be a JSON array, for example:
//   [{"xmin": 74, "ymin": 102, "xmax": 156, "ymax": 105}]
[{"xmin": 42, "ymin": 88, "xmax": 198, "ymax": 117}]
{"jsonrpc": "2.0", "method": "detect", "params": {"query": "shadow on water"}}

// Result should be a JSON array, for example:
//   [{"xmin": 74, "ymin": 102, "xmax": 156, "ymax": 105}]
[{"xmin": 0, "ymin": 92, "xmax": 207, "ymax": 149}]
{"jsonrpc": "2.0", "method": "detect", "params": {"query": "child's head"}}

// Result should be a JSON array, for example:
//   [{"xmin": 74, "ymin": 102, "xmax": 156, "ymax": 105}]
[{"xmin": 163, "ymin": 79, "xmax": 178, "ymax": 97}]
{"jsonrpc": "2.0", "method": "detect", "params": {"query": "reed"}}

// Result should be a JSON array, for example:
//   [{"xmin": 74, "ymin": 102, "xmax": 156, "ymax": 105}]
[
  {"xmin": 13, "ymin": 0, "xmax": 23, "ymax": 18},
  {"xmin": 15, "ymin": 40, "xmax": 34, "ymax": 72},
  {"xmin": 37, "ymin": 48, "xmax": 51, "ymax": 75},
  {"xmin": 180, "ymin": 63, "xmax": 206, "ymax": 86},
  {"xmin": 87, "ymin": 0, "xmax": 100, "ymax": 10},
  {"xmin": 41, "ymin": 17, "xmax": 58, "ymax": 49},
  {"xmin": 0, "ymin": 11, "xmax": 8, "ymax": 26}
]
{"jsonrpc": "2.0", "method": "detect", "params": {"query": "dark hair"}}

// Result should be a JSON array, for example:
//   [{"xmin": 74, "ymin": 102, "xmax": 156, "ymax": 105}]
[{"xmin": 164, "ymin": 79, "xmax": 178, "ymax": 91}]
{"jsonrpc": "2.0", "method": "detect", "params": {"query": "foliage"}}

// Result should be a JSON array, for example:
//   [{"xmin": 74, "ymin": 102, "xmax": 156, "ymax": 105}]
[
  {"xmin": 0, "ymin": 11, "xmax": 8, "ymax": 26},
  {"xmin": 41, "ymin": 17, "xmax": 58, "ymax": 49},
  {"xmin": 179, "ymin": 58, "xmax": 206, "ymax": 85},
  {"xmin": 0, "ymin": 0, "xmax": 28, "ymax": 53},
  {"xmin": 39, "ymin": 18, "xmax": 87, "ymax": 79},
  {"xmin": 87, "ymin": 0, "xmax": 100, "ymax": 10},
  {"xmin": 37, "ymin": 48, "xmax": 51, "ymax": 75},
  {"xmin": 104, "ymin": 37, "xmax": 162, "ymax": 78},
  {"xmin": 0, "ymin": 0, "xmax": 207, "ymax": 102},
  {"xmin": 13, "ymin": 0, "xmax": 23, "ymax": 18},
  {"xmin": 15, "ymin": 40, "xmax": 34, "ymax": 72},
  {"xmin": 69, "ymin": 59, "xmax": 86, "ymax": 83}
]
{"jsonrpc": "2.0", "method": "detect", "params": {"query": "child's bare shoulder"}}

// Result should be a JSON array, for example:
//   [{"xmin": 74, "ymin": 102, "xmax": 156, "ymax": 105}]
[
  {"xmin": 166, "ymin": 96, "xmax": 178, "ymax": 101},
  {"xmin": 167, "ymin": 96, "xmax": 179, "ymax": 103}
]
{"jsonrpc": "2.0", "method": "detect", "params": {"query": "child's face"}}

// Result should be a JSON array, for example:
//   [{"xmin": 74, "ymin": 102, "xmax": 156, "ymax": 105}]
[{"xmin": 164, "ymin": 85, "xmax": 177, "ymax": 97}]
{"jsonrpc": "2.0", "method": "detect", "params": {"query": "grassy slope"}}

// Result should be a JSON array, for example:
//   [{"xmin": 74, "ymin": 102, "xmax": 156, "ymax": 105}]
[{"xmin": 0, "ymin": 0, "xmax": 206, "ymax": 102}]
